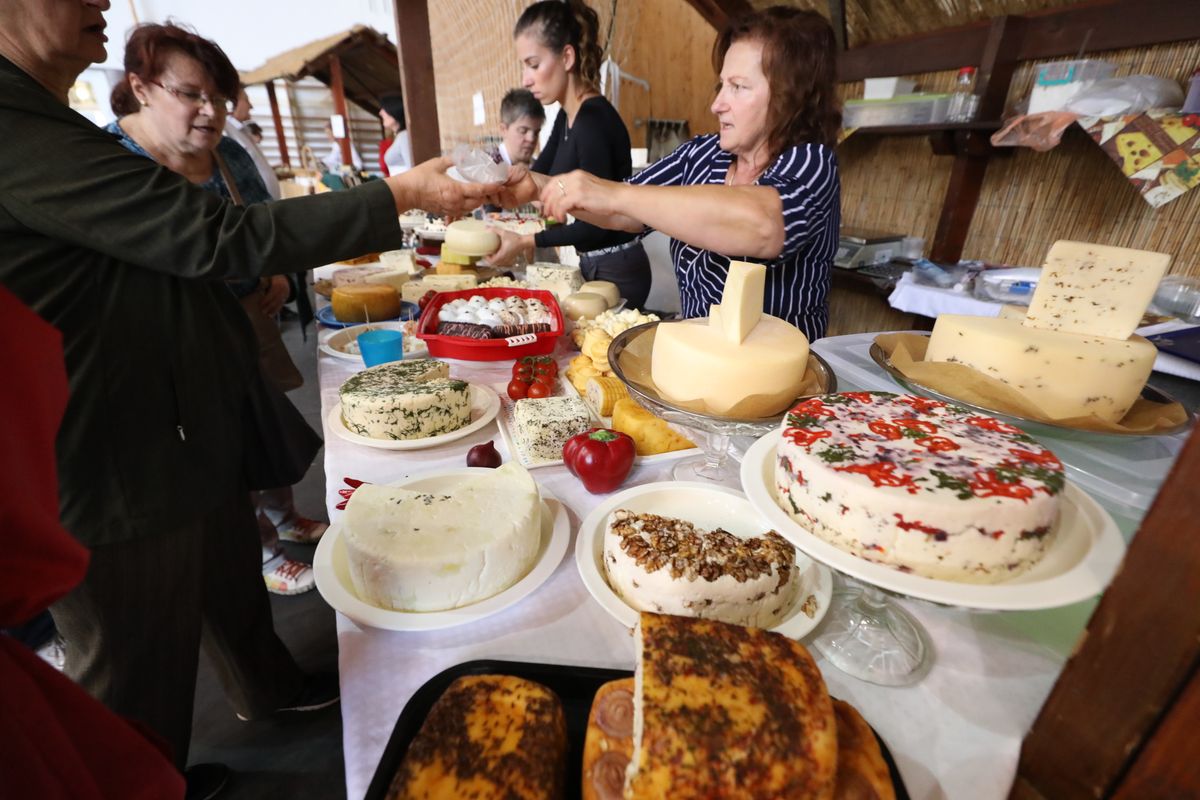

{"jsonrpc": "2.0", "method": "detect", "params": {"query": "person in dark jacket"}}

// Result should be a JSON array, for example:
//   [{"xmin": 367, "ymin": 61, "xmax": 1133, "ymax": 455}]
[{"xmin": 0, "ymin": 1, "xmax": 498, "ymax": 796}]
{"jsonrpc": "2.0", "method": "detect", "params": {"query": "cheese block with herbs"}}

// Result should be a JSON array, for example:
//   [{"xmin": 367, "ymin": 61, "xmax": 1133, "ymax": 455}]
[
  {"xmin": 925, "ymin": 314, "xmax": 1156, "ymax": 422},
  {"xmin": 526, "ymin": 262, "xmax": 584, "ymax": 302},
  {"xmin": 339, "ymin": 359, "xmax": 470, "ymax": 440},
  {"xmin": 1022, "ymin": 240, "xmax": 1170, "ymax": 340},
  {"xmin": 342, "ymin": 464, "xmax": 541, "ymax": 612},
  {"xmin": 386, "ymin": 674, "xmax": 567, "ymax": 800},
  {"xmin": 774, "ymin": 392, "xmax": 1063, "ymax": 583},
  {"xmin": 650, "ymin": 261, "xmax": 809, "ymax": 417},
  {"xmin": 604, "ymin": 510, "xmax": 799, "ymax": 628},
  {"xmin": 627, "ymin": 612, "xmax": 837, "ymax": 799},
  {"xmin": 331, "ymin": 284, "xmax": 403, "ymax": 323},
  {"xmin": 512, "ymin": 395, "xmax": 592, "ymax": 462}
]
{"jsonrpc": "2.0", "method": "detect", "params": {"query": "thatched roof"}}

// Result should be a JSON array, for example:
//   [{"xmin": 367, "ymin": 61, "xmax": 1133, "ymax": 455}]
[{"xmin": 239, "ymin": 25, "xmax": 400, "ymax": 114}]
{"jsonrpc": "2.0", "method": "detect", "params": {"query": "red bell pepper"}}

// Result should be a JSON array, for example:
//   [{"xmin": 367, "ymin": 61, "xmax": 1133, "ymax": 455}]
[{"xmin": 562, "ymin": 428, "xmax": 636, "ymax": 494}]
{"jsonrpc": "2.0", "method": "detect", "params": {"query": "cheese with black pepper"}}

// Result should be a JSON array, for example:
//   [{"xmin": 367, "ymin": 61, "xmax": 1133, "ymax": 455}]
[
  {"xmin": 1023, "ymin": 240, "xmax": 1170, "ymax": 340},
  {"xmin": 925, "ymin": 315, "xmax": 1156, "ymax": 423},
  {"xmin": 512, "ymin": 395, "xmax": 593, "ymax": 461},
  {"xmin": 339, "ymin": 359, "xmax": 471, "ymax": 440}
]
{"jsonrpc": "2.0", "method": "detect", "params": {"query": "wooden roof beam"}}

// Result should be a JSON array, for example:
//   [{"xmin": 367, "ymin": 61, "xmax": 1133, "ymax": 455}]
[
  {"xmin": 393, "ymin": 0, "xmax": 440, "ymax": 163},
  {"xmin": 684, "ymin": 0, "xmax": 752, "ymax": 32}
]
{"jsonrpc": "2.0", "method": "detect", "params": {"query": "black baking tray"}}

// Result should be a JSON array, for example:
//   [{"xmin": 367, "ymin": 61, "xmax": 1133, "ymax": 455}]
[{"xmin": 364, "ymin": 659, "xmax": 909, "ymax": 800}]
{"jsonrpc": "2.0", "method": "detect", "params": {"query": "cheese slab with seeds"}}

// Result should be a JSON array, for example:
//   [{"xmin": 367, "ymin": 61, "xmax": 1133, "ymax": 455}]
[
  {"xmin": 925, "ymin": 314, "xmax": 1156, "ymax": 422},
  {"xmin": 1023, "ymin": 240, "xmax": 1170, "ymax": 340}
]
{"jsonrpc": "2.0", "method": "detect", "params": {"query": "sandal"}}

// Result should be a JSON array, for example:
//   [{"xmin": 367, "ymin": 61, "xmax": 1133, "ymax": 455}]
[
  {"xmin": 275, "ymin": 516, "xmax": 329, "ymax": 544},
  {"xmin": 263, "ymin": 555, "xmax": 315, "ymax": 596}
]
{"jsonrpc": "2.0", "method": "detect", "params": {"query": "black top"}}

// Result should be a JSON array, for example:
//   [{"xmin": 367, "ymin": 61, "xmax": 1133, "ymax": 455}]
[
  {"xmin": 0, "ymin": 55, "xmax": 405, "ymax": 546},
  {"xmin": 533, "ymin": 96, "xmax": 636, "ymax": 252}
]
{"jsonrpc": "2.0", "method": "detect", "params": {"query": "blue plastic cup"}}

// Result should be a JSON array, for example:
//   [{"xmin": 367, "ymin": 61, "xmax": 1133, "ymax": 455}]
[{"xmin": 357, "ymin": 329, "xmax": 405, "ymax": 367}]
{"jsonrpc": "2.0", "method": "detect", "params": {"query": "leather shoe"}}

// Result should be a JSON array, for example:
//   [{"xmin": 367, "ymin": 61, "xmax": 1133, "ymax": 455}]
[{"xmin": 185, "ymin": 763, "xmax": 230, "ymax": 800}]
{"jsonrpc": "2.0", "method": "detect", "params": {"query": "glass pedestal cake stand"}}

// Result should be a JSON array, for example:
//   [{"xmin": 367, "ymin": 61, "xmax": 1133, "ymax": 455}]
[{"xmin": 607, "ymin": 322, "xmax": 837, "ymax": 487}]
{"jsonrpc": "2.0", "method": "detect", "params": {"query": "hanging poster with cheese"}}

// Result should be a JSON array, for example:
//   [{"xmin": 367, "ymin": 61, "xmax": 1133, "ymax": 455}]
[{"xmin": 1084, "ymin": 110, "xmax": 1200, "ymax": 208}]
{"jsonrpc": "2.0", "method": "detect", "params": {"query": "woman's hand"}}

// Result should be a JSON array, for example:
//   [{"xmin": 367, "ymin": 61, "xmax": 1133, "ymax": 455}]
[
  {"xmin": 539, "ymin": 169, "xmax": 619, "ymax": 222},
  {"xmin": 492, "ymin": 164, "xmax": 543, "ymax": 210},
  {"xmin": 387, "ymin": 156, "xmax": 498, "ymax": 218},
  {"xmin": 260, "ymin": 275, "xmax": 290, "ymax": 317},
  {"xmin": 485, "ymin": 229, "xmax": 535, "ymax": 267}
]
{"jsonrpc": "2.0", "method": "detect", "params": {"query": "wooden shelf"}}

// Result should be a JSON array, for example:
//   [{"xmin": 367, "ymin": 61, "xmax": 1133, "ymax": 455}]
[{"xmin": 846, "ymin": 120, "xmax": 1002, "ymax": 136}]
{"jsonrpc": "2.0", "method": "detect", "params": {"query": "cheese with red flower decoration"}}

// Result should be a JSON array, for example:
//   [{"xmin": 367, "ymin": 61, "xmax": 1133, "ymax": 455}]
[{"xmin": 774, "ymin": 392, "xmax": 1063, "ymax": 583}]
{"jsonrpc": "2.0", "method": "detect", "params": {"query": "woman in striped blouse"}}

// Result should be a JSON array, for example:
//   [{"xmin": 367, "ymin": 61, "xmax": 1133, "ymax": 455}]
[{"xmin": 526, "ymin": 7, "xmax": 841, "ymax": 342}]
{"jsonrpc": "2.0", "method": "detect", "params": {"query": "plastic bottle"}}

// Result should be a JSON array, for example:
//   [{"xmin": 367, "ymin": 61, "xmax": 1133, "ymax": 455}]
[{"xmin": 946, "ymin": 67, "xmax": 980, "ymax": 123}]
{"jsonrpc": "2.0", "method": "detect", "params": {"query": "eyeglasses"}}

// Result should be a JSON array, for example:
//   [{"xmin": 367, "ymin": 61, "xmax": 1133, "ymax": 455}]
[{"xmin": 148, "ymin": 79, "xmax": 233, "ymax": 114}]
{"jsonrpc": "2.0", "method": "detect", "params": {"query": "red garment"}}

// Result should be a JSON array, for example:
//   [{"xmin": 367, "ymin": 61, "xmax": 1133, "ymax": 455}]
[
  {"xmin": 379, "ymin": 138, "xmax": 394, "ymax": 176},
  {"xmin": 0, "ymin": 286, "xmax": 184, "ymax": 798}
]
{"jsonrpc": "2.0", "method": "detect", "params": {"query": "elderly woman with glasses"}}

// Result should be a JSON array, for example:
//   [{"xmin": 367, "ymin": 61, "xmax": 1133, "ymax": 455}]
[{"xmin": 0, "ymin": 2, "xmax": 502, "ymax": 796}]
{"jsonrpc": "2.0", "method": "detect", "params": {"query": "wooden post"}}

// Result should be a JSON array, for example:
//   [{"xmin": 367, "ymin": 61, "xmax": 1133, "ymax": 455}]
[
  {"xmin": 329, "ymin": 53, "xmax": 353, "ymax": 168},
  {"xmin": 684, "ymin": 0, "xmax": 752, "ymax": 30},
  {"xmin": 264, "ymin": 80, "xmax": 290, "ymax": 168},
  {"xmin": 828, "ymin": 0, "xmax": 847, "ymax": 51},
  {"xmin": 928, "ymin": 16, "xmax": 1022, "ymax": 263},
  {"xmin": 1011, "ymin": 424, "xmax": 1200, "ymax": 798},
  {"xmin": 393, "ymin": 0, "xmax": 440, "ymax": 162}
]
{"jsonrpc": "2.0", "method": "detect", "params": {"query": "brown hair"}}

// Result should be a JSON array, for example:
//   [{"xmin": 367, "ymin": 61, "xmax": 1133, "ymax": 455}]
[
  {"xmin": 514, "ymin": 0, "xmax": 603, "ymax": 92},
  {"xmin": 110, "ymin": 22, "xmax": 240, "ymax": 116},
  {"xmin": 713, "ymin": 6, "xmax": 841, "ymax": 155}
]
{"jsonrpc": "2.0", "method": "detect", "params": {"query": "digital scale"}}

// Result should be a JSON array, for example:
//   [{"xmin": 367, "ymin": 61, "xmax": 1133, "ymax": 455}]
[{"xmin": 833, "ymin": 229, "xmax": 905, "ymax": 270}]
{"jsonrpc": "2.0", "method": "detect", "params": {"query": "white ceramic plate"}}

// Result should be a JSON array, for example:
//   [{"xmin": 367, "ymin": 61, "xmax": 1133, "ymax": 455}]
[
  {"xmin": 327, "ymin": 384, "xmax": 500, "ymax": 451},
  {"xmin": 314, "ymin": 475, "xmax": 569, "ymax": 631},
  {"xmin": 495, "ymin": 379, "xmax": 701, "ymax": 470},
  {"xmin": 740, "ymin": 432, "xmax": 1126, "ymax": 611},
  {"xmin": 575, "ymin": 482, "xmax": 833, "ymax": 639},
  {"xmin": 318, "ymin": 322, "xmax": 429, "ymax": 362}
]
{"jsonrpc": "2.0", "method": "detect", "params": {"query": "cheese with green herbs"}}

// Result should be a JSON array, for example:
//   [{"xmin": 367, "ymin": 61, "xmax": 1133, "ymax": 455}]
[{"xmin": 339, "ymin": 359, "xmax": 471, "ymax": 440}]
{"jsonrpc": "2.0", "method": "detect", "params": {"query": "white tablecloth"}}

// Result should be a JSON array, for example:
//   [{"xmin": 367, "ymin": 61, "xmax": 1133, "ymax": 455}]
[{"xmin": 317, "ymin": 325, "xmax": 1142, "ymax": 800}]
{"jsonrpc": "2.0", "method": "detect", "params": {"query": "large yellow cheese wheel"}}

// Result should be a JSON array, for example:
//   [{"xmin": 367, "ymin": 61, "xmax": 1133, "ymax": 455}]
[
  {"xmin": 331, "ymin": 284, "xmax": 403, "ymax": 323},
  {"xmin": 650, "ymin": 316, "xmax": 810, "ymax": 418},
  {"xmin": 445, "ymin": 219, "xmax": 500, "ymax": 257}
]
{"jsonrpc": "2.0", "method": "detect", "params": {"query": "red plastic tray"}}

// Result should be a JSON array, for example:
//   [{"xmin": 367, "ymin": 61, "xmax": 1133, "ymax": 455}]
[{"xmin": 416, "ymin": 287, "xmax": 564, "ymax": 361}]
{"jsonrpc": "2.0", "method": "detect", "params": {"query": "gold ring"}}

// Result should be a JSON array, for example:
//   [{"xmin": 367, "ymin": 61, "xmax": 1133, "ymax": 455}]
[{"xmin": 556, "ymin": 179, "xmax": 567, "ymax": 196}]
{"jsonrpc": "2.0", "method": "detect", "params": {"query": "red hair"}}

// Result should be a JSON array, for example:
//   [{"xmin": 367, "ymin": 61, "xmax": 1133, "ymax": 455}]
[
  {"xmin": 713, "ymin": 7, "xmax": 841, "ymax": 155},
  {"xmin": 110, "ymin": 22, "xmax": 240, "ymax": 116}
]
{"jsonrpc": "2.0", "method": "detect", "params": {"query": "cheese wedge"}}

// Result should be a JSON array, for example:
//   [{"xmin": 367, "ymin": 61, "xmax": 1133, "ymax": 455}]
[
  {"xmin": 711, "ymin": 260, "xmax": 765, "ymax": 344},
  {"xmin": 1023, "ymin": 240, "xmax": 1170, "ymax": 340},
  {"xmin": 926, "ymin": 314, "xmax": 1156, "ymax": 422}
]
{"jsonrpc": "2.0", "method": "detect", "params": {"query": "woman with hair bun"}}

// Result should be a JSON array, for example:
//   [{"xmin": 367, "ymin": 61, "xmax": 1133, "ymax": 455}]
[
  {"xmin": 491, "ymin": 0, "xmax": 652, "ymax": 310},
  {"xmin": 521, "ymin": 6, "xmax": 841, "ymax": 342}
]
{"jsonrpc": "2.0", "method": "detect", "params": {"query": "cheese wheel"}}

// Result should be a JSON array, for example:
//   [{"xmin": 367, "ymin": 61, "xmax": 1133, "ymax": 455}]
[
  {"xmin": 580, "ymin": 280, "xmax": 620, "ymax": 308},
  {"xmin": 445, "ymin": 219, "xmax": 499, "ymax": 257},
  {"xmin": 562, "ymin": 292, "xmax": 609, "ymax": 321},
  {"xmin": 330, "ymin": 284, "xmax": 402, "ymax": 323}
]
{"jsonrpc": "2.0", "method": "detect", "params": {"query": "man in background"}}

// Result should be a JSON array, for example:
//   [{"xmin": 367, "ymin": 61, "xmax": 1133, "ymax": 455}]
[
  {"xmin": 225, "ymin": 87, "xmax": 281, "ymax": 200},
  {"xmin": 496, "ymin": 88, "xmax": 544, "ymax": 167}
]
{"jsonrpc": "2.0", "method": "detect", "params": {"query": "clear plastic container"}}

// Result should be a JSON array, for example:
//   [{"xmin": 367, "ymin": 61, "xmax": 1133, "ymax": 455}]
[
  {"xmin": 1028, "ymin": 59, "xmax": 1117, "ymax": 113},
  {"xmin": 843, "ymin": 94, "xmax": 951, "ymax": 128},
  {"xmin": 1152, "ymin": 276, "xmax": 1200, "ymax": 323}
]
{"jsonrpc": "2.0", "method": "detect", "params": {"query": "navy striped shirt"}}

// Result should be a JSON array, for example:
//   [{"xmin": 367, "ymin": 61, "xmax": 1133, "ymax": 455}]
[{"xmin": 629, "ymin": 134, "xmax": 839, "ymax": 341}]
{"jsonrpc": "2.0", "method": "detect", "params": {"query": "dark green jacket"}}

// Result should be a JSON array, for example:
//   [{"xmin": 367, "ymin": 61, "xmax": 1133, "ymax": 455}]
[{"xmin": 0, "ymin": 56, "xmax": 405, "ymax": 546}]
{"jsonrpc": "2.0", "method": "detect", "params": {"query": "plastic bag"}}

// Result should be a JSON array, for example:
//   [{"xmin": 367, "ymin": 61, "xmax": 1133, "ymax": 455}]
[
  {"xmin": 450, "ymin": 144, "xmax": 508, "ymax": 183},
  {"xmin": 990, "ymin": 111, "xmax": 1079, "ymax": 151},
  {"xmin": 1065, "ymin": 76, "xmax": 1184, "ymax": 117}
]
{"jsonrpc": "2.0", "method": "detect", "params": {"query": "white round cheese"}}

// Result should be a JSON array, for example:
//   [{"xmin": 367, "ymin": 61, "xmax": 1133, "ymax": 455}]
[
  {"xmin": 445, "ymin": 219, "xmax": 500, "ymax": 257},
  {"xmin": 341, "ymin": 463, "xmax": 542, "ymax": 611}
]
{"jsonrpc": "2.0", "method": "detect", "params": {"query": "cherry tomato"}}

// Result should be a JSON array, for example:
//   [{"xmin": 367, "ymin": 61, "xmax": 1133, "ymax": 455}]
[
  {"xmin": 506, "ymin": 379, "xmax": 530, "ymax": 401},
  {"xmin": 531, "ymin": 372, "xmax": 555, "ymax": 388},
  {"xmin": 513, "ymin": 363, "xmax": 533, "ymax": 381},
  {"xmin": 526, "ymin": 380, "xmax": 552, "ymax": 399},
  {"xmin": 534, "ymin": 361, "xmax": 557, "ymax": 378}
]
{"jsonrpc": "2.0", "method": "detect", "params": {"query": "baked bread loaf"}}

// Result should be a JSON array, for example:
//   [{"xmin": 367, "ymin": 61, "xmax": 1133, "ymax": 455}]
[
  {"xmin": 581, "ymin": 678, "xmax": 635, "ymax": 800},
  {"xmin": 832, "ymin": 699, "xmax": 895, "ymax": 800},
  {"xmin": 387, "ymin": 675, "xmax": 567, "ymax": 800},
  {"xmin": 628, "ymin": 612, "xmax": 838, "ymax": 799}
]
